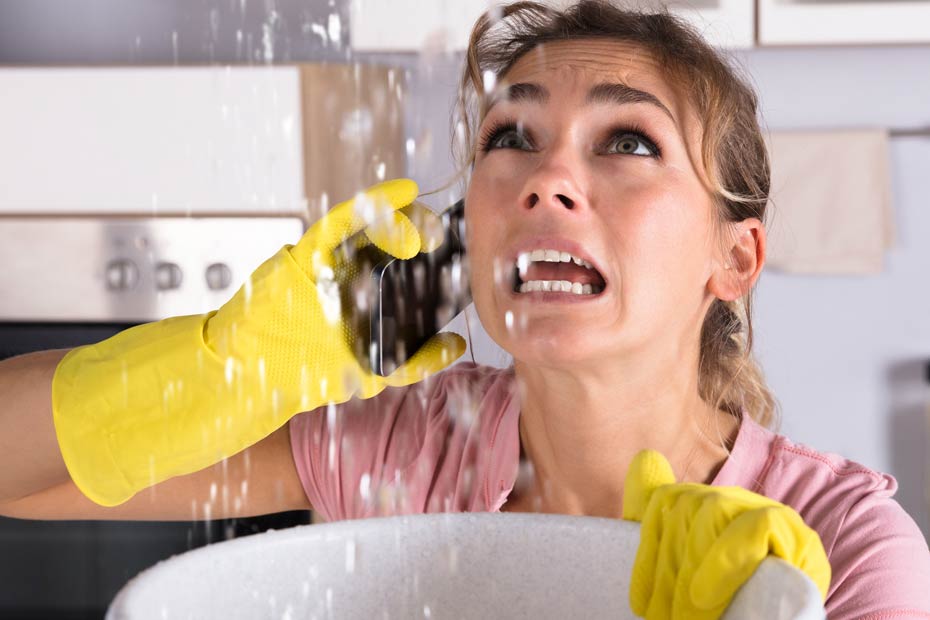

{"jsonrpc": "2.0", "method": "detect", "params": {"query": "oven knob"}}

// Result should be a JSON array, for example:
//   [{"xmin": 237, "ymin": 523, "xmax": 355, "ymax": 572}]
[
  {"xmin": 155, "ymin": 262, "xmax": 183, "ymax": 291},
  {"xmin": 105, "ymin": 259, "xmax": 139, "ymax": 291},
  {"xmin": 205, "ymin": 263, "xmax": 233, "ymax": 291}
]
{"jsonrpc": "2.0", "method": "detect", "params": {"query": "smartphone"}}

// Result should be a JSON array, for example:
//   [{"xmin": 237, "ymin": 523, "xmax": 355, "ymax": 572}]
[{"xmin": 335, "ymin": 199, "xmax": 470, "ymax": 377}]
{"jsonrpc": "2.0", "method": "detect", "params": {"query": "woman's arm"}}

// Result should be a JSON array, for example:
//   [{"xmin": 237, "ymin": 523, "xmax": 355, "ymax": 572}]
[
  {"xmin": 0, "ymin": 348, "xmax": 310, "ymax": 519},
  {"xmin": 0, "ymin": 349, "xmax": 70, "ymax": 503},
  {"xmin": 0, "ymin": 421, "xmax": 310, "ymax": 521}
]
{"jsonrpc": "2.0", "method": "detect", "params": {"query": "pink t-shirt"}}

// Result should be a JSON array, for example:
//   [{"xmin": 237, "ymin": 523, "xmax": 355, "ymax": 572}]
[{"xmin": 289, "ymin": 362, "xmax": 930, "ymax": 619}]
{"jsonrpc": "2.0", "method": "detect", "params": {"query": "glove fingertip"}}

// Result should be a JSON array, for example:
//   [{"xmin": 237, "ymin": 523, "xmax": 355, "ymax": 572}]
[
  {"xmin": 622, "ymin": 450, "xmax": 676, "ymax": 521},
  {"xmin": 401, "ymin": 201, "xmax": 445, "ymax": 253},
  {"xmin": 367, "ymin": 178, "xmax": 419, "ymax": 209},
  {"xmin": 364, "ymin": 210, "xmax": 421, "ymax": 259},
  {"xmin": 384, "ymin": 332, "xmax": 466, "ymax": 387}
]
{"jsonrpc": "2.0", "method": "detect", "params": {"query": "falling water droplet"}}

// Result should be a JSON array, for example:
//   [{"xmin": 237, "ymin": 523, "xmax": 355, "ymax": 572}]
[
  {"xmin": 328, "ymin": 436, "xmax": 336, "ymax": 472},
  {"xmin": 359, "ymin": 473, "xmax": 371, "ymax": 502},
  {"xmin": 257, "ymin": 357, "xmax": 267, "ymax": 393},
  {"xmin": 262, "ymin": 23, "xmax": 274, "ymax": 63},
  {"xmin": 504, "ymin": 310, "xmax": 514, "ymax": 330},
  {"xmin": 482, "ymin": 70, "xmax": 497, "ymax": 94},
  {"xmin": 327, "ymin": 13, "xmax": 342, "ymax": 47},
  {"xmin": 225, "ymin": 357, "xmax": 235, "ymax": 385},
  {"xmin": 308, "ymin": 21, "xmax": 328, "ymax": 44}
]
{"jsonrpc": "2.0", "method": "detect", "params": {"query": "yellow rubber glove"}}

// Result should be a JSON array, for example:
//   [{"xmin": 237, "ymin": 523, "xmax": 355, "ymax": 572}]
[
  {"xmin": 52, "ymin": 179, "xmax": 466, "ymax": 507},
  {"xmin": 621, "ymin": 449, "xmax": 831, "ymax": 619}
]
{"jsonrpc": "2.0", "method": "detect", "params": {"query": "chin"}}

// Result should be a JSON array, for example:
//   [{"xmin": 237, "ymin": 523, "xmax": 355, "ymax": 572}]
[{"xmin": 497, "ymin": 322, "xmax": 603, "ymax": 368}]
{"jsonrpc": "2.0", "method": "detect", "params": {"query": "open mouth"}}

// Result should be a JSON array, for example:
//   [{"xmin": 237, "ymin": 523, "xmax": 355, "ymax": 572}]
[{"xmin": 511, "ymin": 249, "xmax": 607, "ymax": 296}]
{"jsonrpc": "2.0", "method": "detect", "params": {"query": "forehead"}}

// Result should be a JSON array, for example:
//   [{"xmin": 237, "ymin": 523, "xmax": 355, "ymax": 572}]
[{"xmin": 499, "ymin": 39, "xmax": 689, "ymax": 123}]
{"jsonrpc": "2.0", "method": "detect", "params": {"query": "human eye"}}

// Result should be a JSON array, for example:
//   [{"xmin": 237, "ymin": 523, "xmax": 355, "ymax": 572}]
[
  {"xmin": 478, "ymin": 118, "xmax": 534, "ymax": 152},
  {"xmin": 603, "ymin": 124, "xmax": 662, "ymax": 158}
]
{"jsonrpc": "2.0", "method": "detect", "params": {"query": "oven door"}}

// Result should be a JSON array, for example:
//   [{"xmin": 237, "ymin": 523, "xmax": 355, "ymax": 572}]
[{"xmin": 0, "ymin": 217, "xmax": 311, "ymax": 618}]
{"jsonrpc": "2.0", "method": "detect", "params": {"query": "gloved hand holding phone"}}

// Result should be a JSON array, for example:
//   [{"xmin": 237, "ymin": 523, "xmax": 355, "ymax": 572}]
[{"xmin": 52, "ymin": 179, "xmax": 466, "ymax": 507}]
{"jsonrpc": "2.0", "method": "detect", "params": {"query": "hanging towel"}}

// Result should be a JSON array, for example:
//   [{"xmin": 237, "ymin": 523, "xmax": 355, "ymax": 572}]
[{"xmin": 763, "ymin": 129, "xmax": 895, "ymax": 275}]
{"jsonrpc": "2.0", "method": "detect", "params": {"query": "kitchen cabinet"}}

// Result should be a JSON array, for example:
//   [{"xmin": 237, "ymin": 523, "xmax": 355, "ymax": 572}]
[
  {"xmin": 0, "ymin": 65, "xmax": 406, "ymax": 220},
  {"xmin": 660, "ymin": 0, "xmax": 755, "ymax": 49},
  {"xmin": 759, "ymin": 0, "xmax": 930, "ymax": 45},
  {"xmin": 349, "ymin": 0, "xmax": 754, "ymax": 51}
]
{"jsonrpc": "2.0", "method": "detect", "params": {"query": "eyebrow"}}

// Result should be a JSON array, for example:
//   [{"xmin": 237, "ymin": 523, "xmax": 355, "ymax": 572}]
[{"xmin": 486, "ymin": 81, "xmax": 676, "ymax": 124}]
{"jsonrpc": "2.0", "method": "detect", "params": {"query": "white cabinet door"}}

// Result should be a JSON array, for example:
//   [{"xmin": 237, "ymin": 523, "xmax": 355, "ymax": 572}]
[
  {"xmin": 658, "ymin": 0, "xmax": 755, "ymax": 49},
  {"xmin": 759, "ymin": 0, "xmax": 930, "ymax": 45},
  {"xmin": 0, "ymin": 67, "xmax": 306, "ymax": 215},
  {"xmin": 349, "ymin": 0, "xmax": 489, "ymax": 52},
  {"xmin": 349, "ymin": 0, "xmax": 754, "ymax": 51}
]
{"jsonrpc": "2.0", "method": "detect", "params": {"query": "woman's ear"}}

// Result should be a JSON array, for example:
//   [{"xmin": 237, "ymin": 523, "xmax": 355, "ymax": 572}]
[{"xmin": 708, "ymin": 218, "xmax": 766, "ymax": 302}]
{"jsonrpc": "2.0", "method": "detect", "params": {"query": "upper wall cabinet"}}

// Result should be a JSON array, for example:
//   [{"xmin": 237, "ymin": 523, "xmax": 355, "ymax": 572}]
[
  {"xmin": 652, "ymin": 0, "xmax": 755, "ymax": 49},
  {"xmin": 349, "ymin": 0, "xmax": 755, "ymax": 52},
  {"xmin": 759, "ymin": 0, "xmax": 930, "ymax": 45}
]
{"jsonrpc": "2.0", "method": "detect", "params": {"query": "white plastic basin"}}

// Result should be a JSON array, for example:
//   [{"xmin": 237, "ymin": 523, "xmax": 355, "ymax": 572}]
[{"xmin": 107, "ymin": 513, "xmax": 825, "ymax": 619}]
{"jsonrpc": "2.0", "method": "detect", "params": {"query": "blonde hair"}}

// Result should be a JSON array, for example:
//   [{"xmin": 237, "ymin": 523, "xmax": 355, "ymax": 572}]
[{"xmin": 452, "ymin": 0, "xmax": 779, "ymax": 431}]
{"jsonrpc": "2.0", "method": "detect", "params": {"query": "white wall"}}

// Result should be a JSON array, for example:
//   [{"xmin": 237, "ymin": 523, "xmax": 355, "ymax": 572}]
[
  {"xmin": 397, "ymin": 46, "xmax": 930, "ymax": 537},
  {"xmin": 740, "ymin": 46, "xmax": 930, "ymax": 538}
]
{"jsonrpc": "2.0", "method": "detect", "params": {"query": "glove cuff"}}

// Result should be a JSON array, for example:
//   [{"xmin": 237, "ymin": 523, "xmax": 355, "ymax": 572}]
[{"xmin": 52, "ymin": 314, "xmax": 234, "ymax": 506}]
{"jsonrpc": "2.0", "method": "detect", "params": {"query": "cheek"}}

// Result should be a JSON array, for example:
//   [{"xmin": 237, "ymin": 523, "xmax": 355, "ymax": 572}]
[{"xmin": 604, "ymin": 183, "xmax": 713, "ymax": 290}]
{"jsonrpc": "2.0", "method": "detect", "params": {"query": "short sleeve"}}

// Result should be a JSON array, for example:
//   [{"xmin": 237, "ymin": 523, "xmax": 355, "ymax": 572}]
[
  {"xmin": 825, "ymin": 479, "xmax": 930, "ymax": 619},
  {"xmin": 288, "ymin": 376, "xmax": 443, "ymax": 523},
  {"xmin": 287, "ymin": 362, "xmax": 519, "ymax": 523}
]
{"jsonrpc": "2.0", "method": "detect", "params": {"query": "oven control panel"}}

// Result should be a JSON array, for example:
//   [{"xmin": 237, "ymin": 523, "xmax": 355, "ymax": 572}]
[{"xmin": 0, "ymin": 216, "xmax": 305, "ymax": 322}]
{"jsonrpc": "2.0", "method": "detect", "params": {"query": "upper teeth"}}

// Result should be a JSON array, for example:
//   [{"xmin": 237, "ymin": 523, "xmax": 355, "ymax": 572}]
[{"xmin": 516, "ymin": 249, "xmax": 596, "ymax": 274}]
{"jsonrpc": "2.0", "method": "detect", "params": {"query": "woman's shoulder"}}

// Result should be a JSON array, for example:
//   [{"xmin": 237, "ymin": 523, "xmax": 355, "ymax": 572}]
[
  {"xmin": 738, "ymin": 417, "xmax": 930, "ymax": 615},
  {"xmin": 732, "ymin": 415, "xmax": 899, "ymax": 523},
  {"xmin": 743, "ymin": 416, "xmax": 898, "ymax": 505},
  {"xmin": 288, "ymin": 361, "xmax": 520, "ymax": 520}
]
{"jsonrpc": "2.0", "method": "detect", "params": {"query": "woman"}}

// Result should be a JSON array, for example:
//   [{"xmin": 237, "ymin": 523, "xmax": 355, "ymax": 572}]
[{"xmin": 1, "ymin": 2, "xmax": 928, "ymax": 618}]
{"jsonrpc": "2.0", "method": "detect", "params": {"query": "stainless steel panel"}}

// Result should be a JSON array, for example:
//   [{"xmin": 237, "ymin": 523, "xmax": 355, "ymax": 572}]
[{"xmin": 0, "ymin": 216, "xmax": 305, "ymax": 322}]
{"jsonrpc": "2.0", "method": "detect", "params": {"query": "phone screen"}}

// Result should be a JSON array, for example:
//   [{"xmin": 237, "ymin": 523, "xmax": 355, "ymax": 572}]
[{"xmin": 336, "ymin": 200, "xmax": 470, "ymax": 377}]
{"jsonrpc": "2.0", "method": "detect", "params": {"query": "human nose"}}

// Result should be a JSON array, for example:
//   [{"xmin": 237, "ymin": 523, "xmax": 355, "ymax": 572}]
[{"xmin": 518, "ymin": 147, "xmax": 585, "ymax": 213}]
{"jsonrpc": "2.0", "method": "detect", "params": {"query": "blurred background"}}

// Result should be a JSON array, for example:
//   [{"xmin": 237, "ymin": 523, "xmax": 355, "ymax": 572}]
[{"xmin": 0, "ymin": 0, "xmax": 928, "ymax": 617}]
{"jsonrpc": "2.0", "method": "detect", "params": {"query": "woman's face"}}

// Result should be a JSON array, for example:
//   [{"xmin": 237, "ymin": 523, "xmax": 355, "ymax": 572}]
[{"xmin": 465, "ymin": 39, "xmax": 722, "ymax": 368}]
